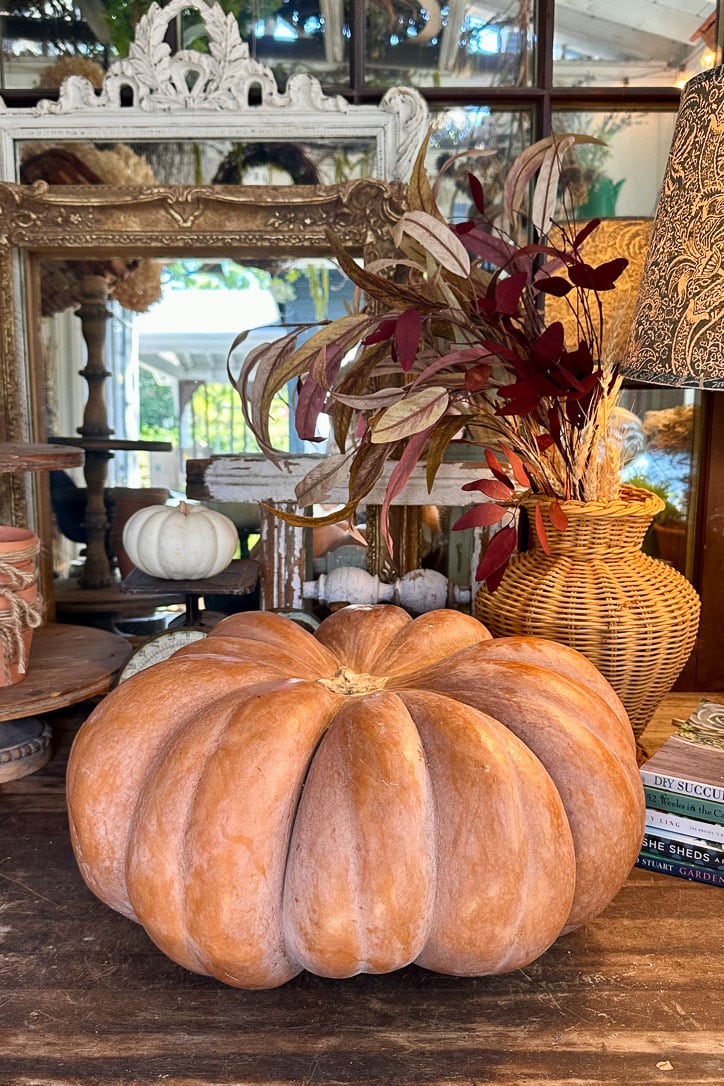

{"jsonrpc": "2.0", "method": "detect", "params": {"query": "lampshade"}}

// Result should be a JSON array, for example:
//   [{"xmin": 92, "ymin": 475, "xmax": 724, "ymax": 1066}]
[
  {"xmin": 625, "ymin": 64, "xmax": 724, "ymax": 388},
  {"xmin": 546, "ymin": 218, "xmax": 652, "ymax": 365}
]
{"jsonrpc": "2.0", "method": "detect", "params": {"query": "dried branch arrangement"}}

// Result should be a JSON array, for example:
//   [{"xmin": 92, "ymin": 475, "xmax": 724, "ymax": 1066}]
[{"xmin": 233, "ymin": 131, "xmax": 629, "ymax": 589}]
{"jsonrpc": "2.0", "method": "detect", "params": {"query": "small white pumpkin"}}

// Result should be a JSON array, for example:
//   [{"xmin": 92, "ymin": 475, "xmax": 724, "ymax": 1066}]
[{"xmin": 122, "ymin": 502, "xmax": 238, "ymax": 580}]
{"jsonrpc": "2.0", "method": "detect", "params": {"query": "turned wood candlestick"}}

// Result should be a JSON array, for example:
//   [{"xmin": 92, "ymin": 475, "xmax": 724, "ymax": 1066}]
[{"xmin": 51, "ymin": 276, "xmax": 172, "ymax": 590}]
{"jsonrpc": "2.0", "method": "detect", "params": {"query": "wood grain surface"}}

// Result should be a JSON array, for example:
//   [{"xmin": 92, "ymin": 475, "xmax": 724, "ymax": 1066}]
[
  {"xmin": 0, "ymin": 692, "xmax": 722, "ymax": 1086},
  {"xmin": 0, "ymin": 625, "xmax": 131, "ymax": 722}
]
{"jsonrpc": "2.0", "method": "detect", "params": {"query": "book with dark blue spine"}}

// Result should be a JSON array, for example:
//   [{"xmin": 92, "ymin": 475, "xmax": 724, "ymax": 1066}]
[{"xmin": 635, "ymin": 853, "xmax": 724, "ymax": 888}]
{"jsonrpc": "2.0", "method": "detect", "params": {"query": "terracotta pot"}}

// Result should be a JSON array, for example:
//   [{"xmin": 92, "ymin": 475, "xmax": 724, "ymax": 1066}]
[
  {"xmin": 0, "ymin": 527, "xmax": 42, "ymax": 687},
  {"xmin": 474, "ymin": 486, "xmax": 700, "ymax": 741}
]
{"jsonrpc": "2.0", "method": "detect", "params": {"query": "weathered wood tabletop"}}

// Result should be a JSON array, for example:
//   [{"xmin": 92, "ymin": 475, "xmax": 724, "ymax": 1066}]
[{"xmin": 0, "ymin": 693, "xmax": 722, "ymax": 1086}]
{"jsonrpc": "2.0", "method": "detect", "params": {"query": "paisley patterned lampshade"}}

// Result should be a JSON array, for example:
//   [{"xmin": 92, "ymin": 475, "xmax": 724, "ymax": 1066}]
[{"xmin": 626, "ymin": 64, "xmax": 724, "ymax": 388}]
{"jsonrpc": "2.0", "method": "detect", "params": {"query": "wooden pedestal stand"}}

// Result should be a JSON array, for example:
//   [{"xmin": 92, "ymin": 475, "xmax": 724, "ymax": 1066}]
[
  {"xmin": 0, "ymin": 442, "xmax": 132, "ymax": 782},
  {"xmin": 50, "ymin": 275, "xmax": 172, "ymax": 589}
]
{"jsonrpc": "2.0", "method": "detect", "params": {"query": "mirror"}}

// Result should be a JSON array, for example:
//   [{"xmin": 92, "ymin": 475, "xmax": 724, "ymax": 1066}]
[
  {"xmin": 0, "ymin": 177, "xmax": 408, "ymax": 605},
  {"xmin": 0, "ymin": 0, "xmax": 425, "ymax": 595},
  {"xmin": 0, "ymin": 0, "xmax": 427, "ymax": 186}
]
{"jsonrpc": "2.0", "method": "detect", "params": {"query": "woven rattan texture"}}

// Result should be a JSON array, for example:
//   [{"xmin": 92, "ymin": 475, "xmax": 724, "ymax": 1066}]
[{"xmin": 475, "ymin": 488, "xmax": 700, "ymax": 739}]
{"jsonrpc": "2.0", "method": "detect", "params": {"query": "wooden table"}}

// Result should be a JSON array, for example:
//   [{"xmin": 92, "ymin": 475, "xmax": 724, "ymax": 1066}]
[{"xmin": 0, "ymin": 692, "xmax": 722, "ymax": 1085}]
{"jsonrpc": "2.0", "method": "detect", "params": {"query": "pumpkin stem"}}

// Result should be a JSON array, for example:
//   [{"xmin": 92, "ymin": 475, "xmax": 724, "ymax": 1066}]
[{"xmin": 317, "ymin": 667, "xmax": 388, "ymax": 696}]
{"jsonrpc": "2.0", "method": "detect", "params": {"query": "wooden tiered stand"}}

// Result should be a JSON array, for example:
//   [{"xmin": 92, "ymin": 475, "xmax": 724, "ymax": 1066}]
[{"xmin": 0, "ymin": 443, "xmax": 131, "ymax": 782}]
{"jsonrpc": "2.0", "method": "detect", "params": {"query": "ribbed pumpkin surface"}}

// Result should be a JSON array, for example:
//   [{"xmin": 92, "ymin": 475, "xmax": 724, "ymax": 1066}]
[{"xmin": 66, "ymin": 605, "xmax": 644, "ymax": 989}]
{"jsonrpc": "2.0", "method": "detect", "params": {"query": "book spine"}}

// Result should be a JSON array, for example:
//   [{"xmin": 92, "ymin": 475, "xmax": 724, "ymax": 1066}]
[
  {"xmin": 640, "ymin": 767, "xmax": 724, "ymax": 806},
  {"xmin": 641, "ymin": 832, "xmax": 724, "ymax": 871},
  {"xmin": 635, "ymin": 853, "xmax": 724, "ymax": 887},
  {"xmin": 643, "ymin": 785, "xmax": 724, "ymax": 825},
  {"xmin": 645, "ymin": 806, "xmax": 724, "ymax": 844}
]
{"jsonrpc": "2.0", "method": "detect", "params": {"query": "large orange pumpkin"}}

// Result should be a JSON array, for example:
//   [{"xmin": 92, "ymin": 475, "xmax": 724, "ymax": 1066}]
[{"xmin": 67, "ymin": 605, "xmax": 644, "ymax": 989}]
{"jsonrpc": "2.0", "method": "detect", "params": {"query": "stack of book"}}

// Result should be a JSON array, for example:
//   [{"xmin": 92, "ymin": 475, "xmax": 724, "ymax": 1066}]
[{"xmin": 636, "ymin": 700, "xmax": 724, "ymax": 887}]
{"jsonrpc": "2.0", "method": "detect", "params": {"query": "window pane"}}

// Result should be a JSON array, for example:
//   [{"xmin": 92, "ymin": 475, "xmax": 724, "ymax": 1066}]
[
  {"xmin": 425, "ymin": 107, "xmax": 533, "ymax": 219},
  {"xmin": 553, "ymin": 0, "xmax": 717, "ymax": 88},
  {"xmin": 620, "ymin": 390, "xmax": 701, "ymax": 580},
  {"xmin": 366, "ymin": 0, "xmax": 535, "ymax": 89},
  {"xmin": 0, "ymin": 0, "xmax": 109, "ymax": 89},
  {"xmin": 552, "ymin": 110, "xmax": 677, "ymax": 218},
  {"xmin": 245, "ymin": 0, "xmax": 350, "ymax": 89}
]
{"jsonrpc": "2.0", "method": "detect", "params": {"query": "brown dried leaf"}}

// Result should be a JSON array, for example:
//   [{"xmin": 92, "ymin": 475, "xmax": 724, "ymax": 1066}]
[
  {"xmin": 394, "ymin": 211, "xmax": 471, "ymax": 279},
  {"xmin": 530, "ymin": 136, "xmax": 574, "ymax": 235},
  {"xmin": 503, "ymin": 133, "xmax": 603, "ymax": 228},
  {"xmin": 261, "ymin": 499, "xmax": 359, "ymax": 530},
  {"xmin": 408, "ymin": 129, "xmax": 441, "ymax": 218},
  {"xmin": 425, "ymin": 415, "xmax": 469, "ymax": 491},
  {"xmin": 294, "ymin": 450, "xmax": 356, "ymax": 508},
  {"xmin": 370, "ymin": 386, "xmax": 449, "ymax": 445}
]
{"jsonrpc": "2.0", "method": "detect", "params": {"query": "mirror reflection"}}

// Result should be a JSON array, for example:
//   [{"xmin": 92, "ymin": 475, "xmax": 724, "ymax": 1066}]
[
  {"xmin": 17, "ymin": 136, "xmax": 378, "ymax": 186},
  {"xmin": 40, "ymin": 251, "xmax": 356, "ymax": 578}
]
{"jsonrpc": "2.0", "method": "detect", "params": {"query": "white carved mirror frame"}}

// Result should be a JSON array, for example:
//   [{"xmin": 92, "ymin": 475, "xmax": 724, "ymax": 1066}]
[{"xmin": 0, "ymin": 0, "xmax": 426, "ymax": 530}]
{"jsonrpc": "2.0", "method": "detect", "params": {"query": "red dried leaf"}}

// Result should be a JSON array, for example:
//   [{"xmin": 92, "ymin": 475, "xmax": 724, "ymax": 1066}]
[
  {"xmin": 495, "ymin": 271, "xmax": 528, "ymax": 316},
  {"xmin": 395, "ymin": 308, "xmax": 423, "ymax": 372},
  {"xmin": 484, "ymin": 448, "xmax": 515, "ymax": 488},
  {"xmin": 534, "ymin": 275, "xmax": 573, "ymax": 297},
  {"xmin": 474, "ymin": 524, "xmax": 518, "ymax": 582},
  {"xmin": 496, "ymin": 397, "xmax": 543, "ymax": 416},
  {"xmin": 464, "ymin": 362, "xmax": 493, "ymax": 392},
  {"xmin": 461, "ymin": 229, "xmax": 518, "ymax": 268},
  {"xmin": 590, "ymin": 256, "xmax": 629, "ymax": 290},
  {"xmin": 568, "ymin": 257, "xmax": 628, "ymax": 292},
  {"xmin": 567, "ymin": 261, "xmax": 597, "ymax": 289},
  {"xmin": 480, "ymin": 339, "xmax": 521, "ymax": 365},
  {"xmin": 468, "ymin": 172, "xmax": 486, "ymax": 215},
  {"xmin": 497, "ymin": 378, "xmax": 541, "ymax": 401},
  {"xmin": 534, "ymin": 503, "xmax": 550, "ymax": 555},
  {"xmin": 549, "ymin": 501, "xmax": 569, "ymax": 531},
  {"xmin": 499, "ymin": 443, "xmax": 531, "ymax": 488},
  {"xmin": 294, "ymin": 375, "xmax": 327, "ymax": 441},
  {"xmin": 452, "ymin": 503, "xmax": 508, "ymax": 531},
  {"xmin": 380, "ymin": 427, "xmax": 432, "ymax": 559},
  {"xmin": 484, "ymin": 559, "xmax": 510, "ymax": 594},
  {"xmin": 363, "ymin": 318, "xmax": 397, "ymax": 346},
  {"xmin": 571, "ymin": 217, "xmax": 600, "ymax": 247},
  {"xmin": 461, "ymin": 477, "xmax": 513, "ymax": 500}
]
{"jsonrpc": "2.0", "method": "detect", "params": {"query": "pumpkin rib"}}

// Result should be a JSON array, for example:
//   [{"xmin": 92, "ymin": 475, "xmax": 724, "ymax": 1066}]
[
  {"xmin": 283, "ymin": 690, "xmax": 437, "ymax": 979},
  {"xmin": 398, "ymin": 658, "xmax": 644, "ymax": 927},
  {"xmin": 177, "ymin": 680, "xmax": 343, "ymax": 989},
  {"xmin": 397, "ymin": 690, "xmax": 576, "ymax": 975},
  {"xmin": 393, "ymin": 643, "xmax": 640, "ymax": 796},
  {"xmin": 172, "ymin": 635, "xmax": 338, "ymax": 681},
  {"xmin": 67, "ymin": 658, "xmax": 294, "ymax": 918},
  {"xmin": 313, "ymin": 604, "xmax": 412, "ymax": 671},
  {"xmin": 369, "ymin": 608, "xmax": 493, "ymax": 677},
  {"xmin": 186, "ymin": 611, "xmax": 342, "ymax": 676},
  {"xmin": 473, "ymin": 636, "xmax": 632, "ymax": 748},
  {"xmin": 124, "ymin": 685, "xmax": 284, "ymax": 976}
]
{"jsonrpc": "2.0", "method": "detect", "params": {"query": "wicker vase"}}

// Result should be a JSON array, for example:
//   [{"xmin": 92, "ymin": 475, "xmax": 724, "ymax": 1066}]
[{"xmin": 474, "ymin": 486, "xmax": 700, "ymax": 741}]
